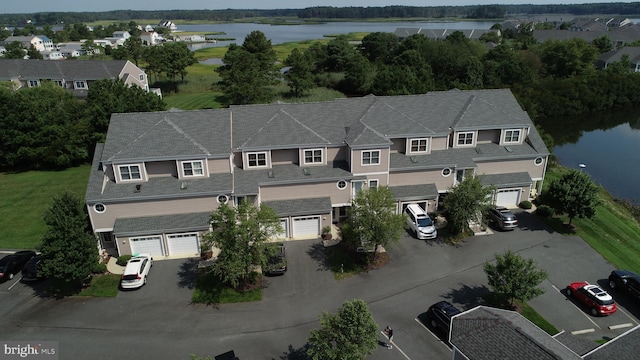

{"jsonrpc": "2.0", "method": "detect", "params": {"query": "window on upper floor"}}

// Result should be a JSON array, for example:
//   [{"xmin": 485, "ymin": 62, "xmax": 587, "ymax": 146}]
[
  {"xmin": 361, "ymin": 150, "xmax": 380, "ymax": 166},
  {"xmin": 139, "ymin": 74, "xmax": 145, "ymax": 81},
  {"xmin": 53, "ymin": 80, "xmax": 64, "ymax": 87},
  {"xmin": 28, "ymin": 80, "xmax": 39, "ymax": 87},
  {"xmin": 247, "ymin": 152, "xmax": 267, "ymax": 168},
  {"xmin": 74, "ymin": 81, "xmax": 87, "ymax": 89},
  {"xmin": 182, "ymin": 160, "xmax": 204, "ymax": 177},
  {"xmin": 409, "ymin": 138, "xmax": 428, "ymax": 153},
  {"xmin": 504, "ymin": 129, "xmax": 521, "ymax": 143},
  {"xmin": 457, "ymin": 132, "xmax": 474, "ymax": 146},
  {"xmin": 119, "ymin": 165, "xmax": 141, "ymax": 181},
  {"xmin": 303, "ymin": 149, "xmax": 323, "ymax": 164}
]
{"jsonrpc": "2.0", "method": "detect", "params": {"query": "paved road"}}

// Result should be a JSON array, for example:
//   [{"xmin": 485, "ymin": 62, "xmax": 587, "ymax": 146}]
[{"xmin": 0, "ymin": 210, "xmax": 636, "ymax": 359}]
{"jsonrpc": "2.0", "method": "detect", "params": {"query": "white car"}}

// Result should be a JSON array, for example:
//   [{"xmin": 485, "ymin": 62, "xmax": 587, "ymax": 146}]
[{"xmin": 120, "ymin": 253, "xmax": 153, "ymax": 289}]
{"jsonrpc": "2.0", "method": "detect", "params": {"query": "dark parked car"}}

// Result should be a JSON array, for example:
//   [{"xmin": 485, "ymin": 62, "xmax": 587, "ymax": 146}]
[
  {"xmin": 21, "ymin": 255, "xmax": 44, "ymax": 282},
  {"xmin": 264, "ymin": 243, "xmax": 287, "ymax": 276},
  {"xmin": 426, "ymin": 301, "xmax": 462, "ymax": 335},
  {"xmin": 0, "ymin": 250, "xmax": 36, "ymax": 281},
  {"xmin": 487, "ymin": 206, "xmax": 518, "ymax": 230},
  {"xmin": 609, "ymin": 270, "xmax": 640, "ymax": 299}
]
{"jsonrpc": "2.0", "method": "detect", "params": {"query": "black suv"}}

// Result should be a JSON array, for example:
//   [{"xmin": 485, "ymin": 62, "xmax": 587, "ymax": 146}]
[
  {"xmin": 0, "ymin": 250, "xmax": 36, "ymax": 281},
  {"xmin": 264, "ymin": 243, "xmax": 287, "ymax": 276},
  {"xmin": 609, "ymin": 270, "xmax": 640, "ymax": 299},
  {"xmin": 426, "ymin": 301, "xmax": 462, "ymax": 335}
]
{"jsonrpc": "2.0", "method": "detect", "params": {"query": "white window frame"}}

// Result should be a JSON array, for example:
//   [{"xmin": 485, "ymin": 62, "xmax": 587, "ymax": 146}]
[
  {"xmin": 337, "ymin": 180, "xmax": 347, "ymax": 190},
  {"xmin": 534, "ymin": 157, "xmax": 544, "ymax": 166},
  {"xmin": 457, "ymin": 132, "xmax": 474, "ymax": 146},
  {"xmin": 361, "ymin": 150, "xmax": 380, "ymax": 166},
  {"xmin": 504, "ymin": 129, "xmax": 521, "ymax": 144},
  {"xmin": 247, "ymin": 152, "xmax": 267, "ymax": 168},
  {"xmin": 74, "ymin": 80, "xmax": 87, "ymax": 89},
  {"xmin": 217, "ymin": 194, "xmax": 229, "ymax": 204},
  {"xmin": 409, "ymin": 138, "xmax": 428, "ymax": 153},
  {"xmin": 182, "ymin": 160, "xmax": 204, "ymax": 177},
  {"xmin": 118, "ymin": 164, "xmax": 142, "ymax": 181},
  {"xmin": 28, "ymin": 80, "xmax": 40, "ymax": 87},
  {"xmin": 368, "ymin": 179, "xmax": 379, "ymax": 188},
  {"xmin": 139, "ymin": 74, "xmax": 145, "ymax": 81},
  {"xmin": 442, "ymin": 168, "xmax": 452, "ymax": 177},
  {"xmin": 53, "ymin": 79, "xmax": 64, "ymax": 87},
  {"xmin": 303, "ymin": 149, "xmax": 323, "ymax": 165},
  {"xmin": 94, "ymin": 203, "xmax": 106, "ymax": 213}
]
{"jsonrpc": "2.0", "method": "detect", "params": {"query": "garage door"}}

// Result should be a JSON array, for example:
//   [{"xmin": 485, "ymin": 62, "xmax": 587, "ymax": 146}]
[
  {"xmin": 292, "ymin": 216, "xmax": 320, "ymax": 238},
  {"xmin": 167, "ymin": 233, "xmax": 199, "ymax": 257},
  {"xmin": 496, "ymin": 189, "xmax": 520, "ymax": 208},
  {"xmin": 275, "ymin": 218, "xmax": 288, "ymax": 239},
  {"xmin": 130, "ymin": 236, "xmax": 164, "ymax": 257}
]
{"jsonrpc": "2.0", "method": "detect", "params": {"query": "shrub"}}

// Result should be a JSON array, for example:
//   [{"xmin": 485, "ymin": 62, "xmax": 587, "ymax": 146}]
[
  {"xmin": 536, "ymin": 204, "xmax": 555, "ymax": 218},
  {"xmin": 92, "ymin": 262, "xmax": 107, "ymax": 274},
  {"xmin": 116, "ymin": 255, "xmax": 132, "ymax": 266},
  {"xmin": 519, "ymin": 200, "xmax": 532, "ymax": 209}
]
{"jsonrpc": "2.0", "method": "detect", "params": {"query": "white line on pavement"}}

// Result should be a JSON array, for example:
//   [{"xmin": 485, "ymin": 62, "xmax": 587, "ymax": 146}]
[
  {"xmin": 380, "ymin": 330, "xmax": 411, "ymax": 360},
  {"xmin": 616, "ymin": 307, "xmax": 640, "ymax": 326},
  {"xmin": 7, "ymin": 277, "xmax": 22, "ymax": 291},
  {"xmin": 552, "ymin": 284, "xmax": 601, "ymax": 329},
  {"xmin": 609, "ymin": 323, "xmax": 634, "ymax": 330},
  {"xmin": 571, "ymin": 328, "xmax": 595, "ymax": 335},
  {"xmin": 414, "ymin": 318, "xmax": 452, "ymax": 351}
]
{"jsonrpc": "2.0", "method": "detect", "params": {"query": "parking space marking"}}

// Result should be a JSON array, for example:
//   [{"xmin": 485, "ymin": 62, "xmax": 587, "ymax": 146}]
[
  {"xmin": 380, "ymin": 330, "xmax": 410, "ymax": 359},
  {"xmin": 552, "ymin": 284, "xmax": 601, "ymax": 329},
  {"xmin": 609, "ymin": 323, "xmax": 634, "ymax": 330},
  {"xmin": 413, "ymin": 318, "xmax": 451, "ymax": 351},
  {"xmin": 7, "ymin": 277, "xmax": 22, "ymax": 291},
  {"xmin": 616, "ymin": 307, "xmax": 640, "ymax": 326},
  {"xmin": 571, "ymin": 328, "xmax": 595, "ymax": 335}
]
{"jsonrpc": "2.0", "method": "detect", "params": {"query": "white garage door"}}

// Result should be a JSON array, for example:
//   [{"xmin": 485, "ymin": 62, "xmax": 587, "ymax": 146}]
[
  {"xmin": 496, "ymin": 189, "xmax": 520, "ymax": 208},
  {"xmin": 292, "ymin": 216, "xmax": 320, "ymax": 238},
  {"xmin": 130, "ymin": 236, "xmax": 164, "ymax": 257},
  {"xmin": 275, "ymin": 218, "xmax": 288, "ymax": 239},
  {"xmin": 167, "ymin": 233, "xmax": 199, "ymax": 257}
]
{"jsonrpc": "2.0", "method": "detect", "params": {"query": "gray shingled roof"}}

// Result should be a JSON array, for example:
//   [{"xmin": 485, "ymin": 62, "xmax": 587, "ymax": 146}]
[
  {"xmin": 393, "ymin": 28, "xmax": 498, "ymax": 40},
  {"xmin": 113, "ymin": 212, "xmax": 211, "ymax": 236},
  {"xmin": 583, "ymin": 325, "xmax": 640, "ymax": 360},
  {"xmin": 390, "ymin": 183, "xmax": 438, "ymax": 201},
  {"xmin": 263, "ymin": 197, "xmax": 332, "ymax": 217},
  {"xmin": 552, "ymin": 331, "xmax": 599, "ymax": 357},
  {"xmin": 451, "ymin": 306, "xmax": 582, "ymax": 360},
  {"xmin": 478, "ymin": 172, "xmax": 532, "ymax": 188},
  {"xmin": 0, "ymin": 59, "xmax": 130, "ymax": 81}
]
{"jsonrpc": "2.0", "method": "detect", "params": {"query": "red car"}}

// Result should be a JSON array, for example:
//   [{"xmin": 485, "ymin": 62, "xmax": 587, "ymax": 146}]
[{"xmin": 566, "ymin": 281, "xmax": 617, "ymax": 316}]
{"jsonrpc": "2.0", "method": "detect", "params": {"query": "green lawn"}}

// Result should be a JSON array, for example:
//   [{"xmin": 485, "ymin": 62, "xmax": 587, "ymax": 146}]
[{"xmin": 0, "ymin": 165, "xmax": 91, "ymax": 250}]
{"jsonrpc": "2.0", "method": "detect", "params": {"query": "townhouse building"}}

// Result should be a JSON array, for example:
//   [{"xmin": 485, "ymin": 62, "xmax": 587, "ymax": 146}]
[{"xmin": 85, "ymin": 89, "xmax": 549, "ymax": 259}]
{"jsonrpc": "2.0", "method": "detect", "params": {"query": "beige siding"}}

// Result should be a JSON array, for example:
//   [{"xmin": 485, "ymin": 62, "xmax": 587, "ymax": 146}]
[
  {"xmin": 232, "ymin": 151, "xmax": 243, "ymax": 168},
  {"xmin": 390, "ymin": 139, "xmax": 405, "ymax": 153},
  {"xmin": 351, "ymin": 148, "xmax": 389, "ymax": 174},
  {"xmin": 272, "ymin": 149, "xmax": 298, "ymax": 165},
  {"xmin": 476, "ymin": 158, "xmax": 545, "ymax": 179},
  {"xmin": 119, "ymin": 61, "xmax": 148, "ymax": 90},
  {"xmin": 260, "ymin": 181, "xmax": 351, "ymax": 204},
  {"xmin": 90, "ymin": 196, "xmax": 218, "ymax": 230},
  {"xmin": 452, "ymin": 130, "xmax": 477, "ymax": 149},
  {"xmin": 327, "ymin": 146, "xmax": 347, "ymax": 162},
  {"xmin": 389, "ymin": 169, "xmax": 455, "ymax": 191},
  {"xmin": 431, "ymin": 136, "xmax": 448, "ymax": 151},
  {"xmin": 113, "ymin": 162, "xmax": 147, "ymax": 183},
  {"xmin": 499, "ymin": 127, "xmax": 528, "ymax": 146},
  {"xmin": 146, "ymin": 161, "xmax": 177, "ymax": 178},
  {"xmin": 207, "ymin": 158, "xmax": 231, "ymax": 174},
  {"xmin": 477, "ymin": 129, "xmax": 500, "ymax": 144}
]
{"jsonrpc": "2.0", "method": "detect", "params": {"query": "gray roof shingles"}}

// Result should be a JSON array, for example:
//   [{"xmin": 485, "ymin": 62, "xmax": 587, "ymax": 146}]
[
  {"xmin": 263, "ymin": 197, "xmax": 332, "ymax": 217},
  {"xmin": 113, "ymin": 212, "xmax": 211, "ymax": 236},
  {"xmin": 0, "ymin": 59, "xmax": 130, "ymax": 81}
]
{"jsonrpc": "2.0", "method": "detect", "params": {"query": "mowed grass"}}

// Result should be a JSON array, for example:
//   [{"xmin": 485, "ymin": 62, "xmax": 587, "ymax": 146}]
[{"xmin": 0, "ymin": 165, "xmax": 91, "ymax": 250}]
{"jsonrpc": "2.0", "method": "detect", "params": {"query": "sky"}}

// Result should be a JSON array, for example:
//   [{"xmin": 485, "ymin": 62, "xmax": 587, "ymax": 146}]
[{"xmin": 1, "ymin": 1, "xmax": 630, "ymax": 14}]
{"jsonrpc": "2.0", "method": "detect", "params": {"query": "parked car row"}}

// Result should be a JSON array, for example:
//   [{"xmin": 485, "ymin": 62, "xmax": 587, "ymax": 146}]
[{"xmin": 0, "ymin": 250, "xmax": 36, "ymax": 282}]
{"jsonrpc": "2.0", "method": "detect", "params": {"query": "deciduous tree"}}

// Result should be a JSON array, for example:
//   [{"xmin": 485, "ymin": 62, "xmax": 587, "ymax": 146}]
[
  {"xmin": 543, "ymin": 168, "xmax": 600, "ymax": 225},
  {"xmin": 442, "ymin": 175, "xmax": 494, "ymax": 234},
  {"xmin": 307, "ymin": 299, "xmax": 378, "ymax": 360},
  {"xmin": 483, "ymin": 250, "xmax": 548, "ymax": 306}
]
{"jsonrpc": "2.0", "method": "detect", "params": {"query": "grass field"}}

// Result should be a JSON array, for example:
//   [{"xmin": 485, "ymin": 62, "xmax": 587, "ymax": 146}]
[{"xmin": 0, "ymin": 165, "xmax": 91, "ymax": 250}]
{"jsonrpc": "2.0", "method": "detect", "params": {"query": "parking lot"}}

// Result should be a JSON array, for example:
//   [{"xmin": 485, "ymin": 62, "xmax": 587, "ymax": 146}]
[{"xmin": 1, "ymin": 211, "xmax": 639, "ymax": 359}]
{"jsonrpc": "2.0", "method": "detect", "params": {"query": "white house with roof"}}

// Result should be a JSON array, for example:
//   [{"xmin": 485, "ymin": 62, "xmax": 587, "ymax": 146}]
[
  {"xmin": 2, "ymin": 35, "xmax": 54, "ymax": 52},
  {"xmin": 140, "ymin": 31, "xmax": 161, "ymax": 46}
]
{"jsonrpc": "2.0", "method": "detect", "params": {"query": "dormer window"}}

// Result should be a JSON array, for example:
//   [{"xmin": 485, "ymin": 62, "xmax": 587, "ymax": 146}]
[
  {"xmin": 247, "ymin": 152, "xmax": 267, "ymax": 168},
  {"xmin": 504, "ymin": 129, "xmax": 521, "ymax": 143},
  {"xmin": 54, "ymin": 80, "xmax": 64, "ymax": 87},
  {"xmin": 457, "ymin": 132, "xmax": 474, "ymax": 146},
  {"xmin": 182, "ymin": 160, "xmax": 204, "ymax": 177},
  {"xmin": 119, "ymin": 164, "xmax": 141, "ymax": 181},
  {"xmin": 361, "ymin": 150, "xmax": 380, "ymax": 166},
  {"xmin": 74, "ymin": 81, "xmax": 87, "ymax": 89},
  {"xmin": 28, "ymin": 80, "xmax": 40, "ymax": 87},
  {"xmin": 409, "ymin": 138, "xmax": 428, "ymax": 153},
  {"xmin": 304, "ymin": 149, "xmax": 323, "ymax": 164}
]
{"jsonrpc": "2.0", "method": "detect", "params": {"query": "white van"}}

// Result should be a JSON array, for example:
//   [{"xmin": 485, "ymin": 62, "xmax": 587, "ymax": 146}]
[{"xmin": 405, "ymin": 204, "xmax": 437, "ymax": 240}]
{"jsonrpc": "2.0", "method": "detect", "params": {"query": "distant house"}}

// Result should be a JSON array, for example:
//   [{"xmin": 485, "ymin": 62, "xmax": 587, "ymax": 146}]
[
  {"xmin": 176, "ymin": 34, "xmax": 206, "ymax": 42},
  {"xmin": 57, "ymin": 42, "xmax": 87, "ymax": 57},
  {"xmin": 144, "ymin": 24, "xmax": 155, "ymax": 32},
  {"xmin": 41, "ymin": 50, "xmax": 64, "ymax": 60},
  {"xmin": 0, "ymin": 59, "xmax": 156, "ymax": 98},
  {"xmin": 140, "ymin": 32, "xmax": 161, "ymax": 46},
  {"xmin": 394, "ymin": 28, "xmax": 500, "ymax": 42},
  {"xmin": 158, "ymin": 20, "xmax": 177, "ymax": 31},
  {"xmin": 597, "ymin": 47, "xmax": 640, "ymax": 72},
  {"xmin": 2, "ymin": 35, "xmax": 54, "ymax": 52},
  {"xmin": 533, "ymin": 26, "xmax": 640, "ymax": 49},
  {"xmin": 112, "ymin": 31, "xmax": 131, "ymax": 41}
]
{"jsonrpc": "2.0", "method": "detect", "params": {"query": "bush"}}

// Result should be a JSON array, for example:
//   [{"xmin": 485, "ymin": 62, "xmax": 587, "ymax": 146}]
[
  {"xmin": 519, "ymin": 200, "xmax": 532, "ymax": 209},
  {"xmin": 536, "ymin": 204, "xmax": 555, "ymax": 218},
  {"xmin": 92, "ymin": 262, "xmax": 107, "ymax": 274},
  {"xmin": 116, "ymin": 255, "xmax": 132, "ymax": 266}
]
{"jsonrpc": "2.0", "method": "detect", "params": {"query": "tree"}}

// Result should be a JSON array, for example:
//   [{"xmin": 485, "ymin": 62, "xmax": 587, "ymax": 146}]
[
  {"xmin": 160, "ymin": 41, "xmax": 198, "ymax": 83},
  {"xmin": 483, "ymin": 250, "xmax": 548, "ymax": 306},
  {"xmin": 442, "ymin": 175, "xmax": 494, "ymax": 234},
  {"xmin": 358, "ymin": 32, "xmax": 399, "ymax": 65},
  {"xmin": 38, "ymin": 192, "xmax": 98, "ymax": 286},
  {"xmin": 26, "ymin": 45, "xmax": 43, "ymax": 59},
  {"xmin": 543, "ymin": 169, "xmax": 600, "ymax": 226},
  {"xmin": 201, "ymin": 202, "xmax": 281, "ymax": 288},
  {"xmin": 284, "ymin": 48, "xmax": 315, "ymax": 97},
  {"xmin": 344, "ymin": 186, "xmax": 405, "ymax": 261},
  {"xmin": 217, "ymin": 31, "xmax": 280, "ymax": 105},
  {"xmin": 4, "ymin": 41, "xmax": 26, "ymax": 59},
  {"xmin": 307, "ymin": 299, "xmax": 378, "ymax": 360},
  {"xmin": 123, "ymin": 36, "xmax": 144, "ymax": 65}
]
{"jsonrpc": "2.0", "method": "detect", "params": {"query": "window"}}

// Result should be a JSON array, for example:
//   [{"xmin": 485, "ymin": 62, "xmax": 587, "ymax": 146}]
[
  {"xmin": 74, "ymin": 81, "xmax": 87, "ymax": 89},
  {"xmin": 53, "ymin": 80, "xmax": 64, "ymax": 87},
  {"xmin": 504, "ymin": 129, "xmax": 521, "ymax": 143},
  {"xmin": 139, "ymin": 74, "xmax": 145, "ymax": 81},
  {"xmin": 361, "ymin": 150, "xmax": 380, "ymax": 165},
  {"xmin": 28, "ymin": 80, "xmax": 39, "ymax": 87},
  {"xmin": 457, "ymin": 132, "xmax": 474, "ymax": 146},
  {"xmin": 442, "ymin": 168, "xmax": 452, "ymax": 177},
  {"xmin": 304, "ymin": 149, "xmax": 323, "ymax": 164},
  {"xmin": 94, "ymin": 203, "xmax": 106, "ymax": 213},
  {"xmin": 247, "ymin": 152, "xmax": 267, "ymax": 168},
  {"xmin": 410, "ymin": 138, "xmax": 428, "ymax": 153},
  {"xmin": 182, "ymin": 161, "xmax": 204, "ymax": 177},
  {"xmin": 337, "ymin": 180, "xmax": 347, "ymax": 190},
  {"xmin": 368, "ymin": 179, "xmax": 379, "ymax": 188},
  {"xmin": 119, "ymin": 165, "xmax": 141, "ymax": 181},
  {"xmin": 217, "ymin": 194, "xmax": 229, "ymax": 204},
  {"xmin": 534, "ymin": 157, "xmax": 544, "ymax": 166}
]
